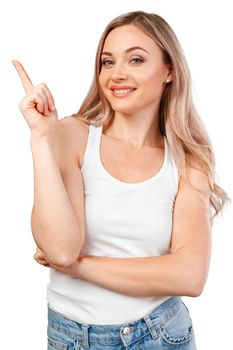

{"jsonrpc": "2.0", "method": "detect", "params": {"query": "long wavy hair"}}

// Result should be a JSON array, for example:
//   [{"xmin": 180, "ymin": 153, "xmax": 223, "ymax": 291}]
[{"xmin": 72, "ymin": 10, "xmax": 230, "ymax": 221}]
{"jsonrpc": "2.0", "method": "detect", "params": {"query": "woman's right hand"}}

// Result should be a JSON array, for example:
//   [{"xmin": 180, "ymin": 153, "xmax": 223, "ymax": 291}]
[{"xmin": 12, "ymin": 60, "xmax": 58, "ymax": 138}]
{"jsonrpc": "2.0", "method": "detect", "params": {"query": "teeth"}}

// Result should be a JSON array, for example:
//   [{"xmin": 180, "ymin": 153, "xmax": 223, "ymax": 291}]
[{"xmin": 113, "ymin": 88, "xmax": 134, "ymax": 94}]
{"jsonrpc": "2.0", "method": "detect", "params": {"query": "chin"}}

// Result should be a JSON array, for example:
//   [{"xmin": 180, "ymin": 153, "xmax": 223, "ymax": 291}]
[
  {"xmin": 112, "ymin": 108, "xmax": 137, "ymax": 115},
  {"xmin": 110, "ymin": 103, "xmax": 139, "ymax": 115}
]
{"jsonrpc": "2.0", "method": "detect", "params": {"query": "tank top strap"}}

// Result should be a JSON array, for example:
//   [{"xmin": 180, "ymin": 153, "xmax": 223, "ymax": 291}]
[
  {"xmin": 81, "ymin": 124, "xmax": 103, "ymax": 170},
  {"xmin": 91, "ymin": 124, "xmax": 103, "ymax": 159},
  {"xmin": 165, "ymin": 139, "xmax": 179, "ymax": 192}
]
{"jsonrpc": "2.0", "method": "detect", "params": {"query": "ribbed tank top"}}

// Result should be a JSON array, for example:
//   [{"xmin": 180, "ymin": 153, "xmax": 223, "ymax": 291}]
[{"xmin": 46, "ymin": 124, "xmax": 179, "ymax": 325}]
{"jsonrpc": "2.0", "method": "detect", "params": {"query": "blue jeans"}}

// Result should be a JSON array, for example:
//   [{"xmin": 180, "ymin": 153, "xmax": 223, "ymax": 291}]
[{"xmin": 47, "ymin": 296, "xmax": 197, "ymax": 349}]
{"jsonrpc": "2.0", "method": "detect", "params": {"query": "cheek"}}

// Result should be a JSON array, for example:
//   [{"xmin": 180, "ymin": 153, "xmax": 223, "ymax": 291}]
[
  {"xmin": 98, "ymin": 74, "xmax": 108, "ymax": 99},
  {"xmin": 98, "ymin": 68, "xmax": 109, "ymax": 86},
  {"xmin": 141, "ymin": 67, "xmax": 165, "ymax": 90},
  {"xmin": 98, "ymin": 73, "xmax": 104, "ymax": 89}
]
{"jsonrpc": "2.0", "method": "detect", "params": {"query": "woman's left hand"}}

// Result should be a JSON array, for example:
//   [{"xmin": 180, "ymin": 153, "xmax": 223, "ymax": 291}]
[
  {"xmin": 33, "ymin": 246, "xmax": 51, "ymax": 267},
  {"xmin": 33, "ymin": 246, "xmax": 85, "ymax": 277}
]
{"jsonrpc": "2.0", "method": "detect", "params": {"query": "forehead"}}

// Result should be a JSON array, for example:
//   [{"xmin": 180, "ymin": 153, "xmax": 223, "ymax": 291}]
[{"xmin": 102, "ymin": 24, "xmax": 161, "ymax": 54}]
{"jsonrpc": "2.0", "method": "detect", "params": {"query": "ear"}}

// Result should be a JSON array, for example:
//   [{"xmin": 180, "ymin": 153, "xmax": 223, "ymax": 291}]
[{"xmin": 164, "ymin": 63, "xmax": 173, "ymax": 83}]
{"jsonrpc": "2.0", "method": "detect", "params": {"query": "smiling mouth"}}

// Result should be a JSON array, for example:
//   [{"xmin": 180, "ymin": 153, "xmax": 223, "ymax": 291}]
[{"xmin": 111, "ymin": 88, "xmax": 136, "ymax": 97}]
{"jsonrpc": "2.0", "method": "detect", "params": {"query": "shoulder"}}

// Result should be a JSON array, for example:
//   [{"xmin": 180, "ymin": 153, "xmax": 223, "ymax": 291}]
[
  {"xmin": 54, "ymin": 116, "xmax": 90, "ymax": 167},
  {"xmin": 56, "ymin": 115, "xmax": 89, "ymax": 142}
]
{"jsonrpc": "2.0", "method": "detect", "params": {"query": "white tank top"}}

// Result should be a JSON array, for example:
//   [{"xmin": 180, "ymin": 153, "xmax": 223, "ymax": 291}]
[{"xmin": 46, "ymin": 124, "xmax": 179, "ymax": 325}]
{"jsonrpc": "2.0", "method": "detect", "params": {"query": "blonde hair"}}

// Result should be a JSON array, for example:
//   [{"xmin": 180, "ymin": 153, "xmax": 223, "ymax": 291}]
[{"xmin": 72, "ymin": 10, "xmax": 230, "ymax": 221}]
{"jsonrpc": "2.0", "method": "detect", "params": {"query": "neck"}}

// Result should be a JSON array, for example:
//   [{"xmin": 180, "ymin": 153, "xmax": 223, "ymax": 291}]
[{"xmin": 103, "ymin": 111, "xmax": 163, "ymax": 150}]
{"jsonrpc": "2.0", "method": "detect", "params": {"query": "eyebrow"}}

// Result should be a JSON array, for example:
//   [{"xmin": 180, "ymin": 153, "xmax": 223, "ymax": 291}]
[{"xmin": 101, "ymin": 46, "xmax": 149, "ymax": 56}]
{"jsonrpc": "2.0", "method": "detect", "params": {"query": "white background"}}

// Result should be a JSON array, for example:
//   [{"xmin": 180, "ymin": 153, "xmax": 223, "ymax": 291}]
[{"xmin": 0, "ymin": 1, "xmax": 232, "ymax": 349}]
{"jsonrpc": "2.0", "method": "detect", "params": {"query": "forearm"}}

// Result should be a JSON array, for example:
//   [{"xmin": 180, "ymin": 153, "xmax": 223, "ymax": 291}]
[
  {"xmin": 68, "ymin": 252, "xmax": 205, "ymax": 297},
  {"xmin": 30, "ymin": 135, "xmax": 83, "ymax": 266}
]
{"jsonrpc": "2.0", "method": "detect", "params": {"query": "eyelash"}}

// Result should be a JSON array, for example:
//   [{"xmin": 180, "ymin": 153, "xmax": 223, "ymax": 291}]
[{"xmin": 101, "ymin": 57, "xmax": 144, "ymax": 66}]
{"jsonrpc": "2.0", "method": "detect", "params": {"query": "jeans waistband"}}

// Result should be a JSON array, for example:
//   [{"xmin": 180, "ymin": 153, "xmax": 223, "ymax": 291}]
[{"xmin": 48, "ymin": 296, "xmax": 182, "ymax": 349}]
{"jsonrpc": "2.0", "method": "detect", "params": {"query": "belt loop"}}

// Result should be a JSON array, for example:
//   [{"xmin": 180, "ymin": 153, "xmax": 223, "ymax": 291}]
[
  {"xmin": 144, "ymin": 315, "xmax": 158, "ymax": 340},
  {"xmin": 81, "ymin": 323, "xmax": 90, "ymax": 349}
]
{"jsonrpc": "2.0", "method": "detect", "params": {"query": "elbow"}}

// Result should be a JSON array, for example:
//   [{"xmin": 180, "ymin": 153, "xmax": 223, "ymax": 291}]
[
  {"xmin": 33, "ymin": 244, "xmax": 81, "ymax": 268},
  {"xmin": 45, "ymin": 242, "xmax": 84, "ymax": 268},
  {"xmin": 185, "ymin": 275, "xmax": 207, "ymax": 297},
  {"xmin": 59, "ymin": 236, "xmax": 85, "ymax": 267},
  {"xmin": 49, "ymin": 251, "xmax": 80, "ymax": 268},
  {"xmin": 187, "ymin": 284, "xmax": 204, "ymax": 297},
  {"xmin": 177, "ymin": 253, "xmax": 210, "ymax": 297}
]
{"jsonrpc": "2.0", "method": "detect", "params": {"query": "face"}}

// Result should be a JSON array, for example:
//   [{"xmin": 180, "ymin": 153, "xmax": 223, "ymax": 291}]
[{"xmin": 99, "ymin": 24, "xmax": 172, "ymax": 116}]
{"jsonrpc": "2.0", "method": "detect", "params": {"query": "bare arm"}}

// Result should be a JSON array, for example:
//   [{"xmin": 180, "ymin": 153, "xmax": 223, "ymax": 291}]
[
  {"xmin": 12, "ymin": 60, "xmax": 86, "ymax": 268},
  {"xmin": 53, "ymin": 161, "xmax": 211, "ymax": 297},
  {"xmin": 31, "ymin": 117, "xmax": 86, "ymax": 267}
]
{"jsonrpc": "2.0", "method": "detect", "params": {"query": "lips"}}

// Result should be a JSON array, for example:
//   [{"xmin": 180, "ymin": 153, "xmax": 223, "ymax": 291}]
[{"xmin": 110, "ymin": 86, "xmax": 137, "ymax": 97}]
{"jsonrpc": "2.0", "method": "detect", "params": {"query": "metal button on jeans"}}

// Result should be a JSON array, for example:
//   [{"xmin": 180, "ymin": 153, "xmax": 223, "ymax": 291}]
[{"xmin": 123, "ymin": 326, "xmax": 131, "ymax": 335}]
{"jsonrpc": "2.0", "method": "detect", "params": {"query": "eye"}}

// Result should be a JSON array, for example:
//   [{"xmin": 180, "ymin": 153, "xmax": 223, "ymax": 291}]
[
  {"xmin": 102, "ymin": 59, "xmax": 114, "ymax": 66},
  {"xmin": 130, "ymin": 57, "xmax": 144, "ymax": 64}
]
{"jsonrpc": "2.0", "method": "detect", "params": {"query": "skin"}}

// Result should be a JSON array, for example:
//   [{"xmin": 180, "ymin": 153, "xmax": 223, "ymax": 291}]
[
  {"xmin": 12, "ymin": 60, "xmax": 85, "ymax": 267},
  {"xmin": 99, "ymin": 24, "xmax": 172, "ymax": 149},
  {"xmin": 17, "ymin": 24, "xmax": 211, "ymax": 297}
]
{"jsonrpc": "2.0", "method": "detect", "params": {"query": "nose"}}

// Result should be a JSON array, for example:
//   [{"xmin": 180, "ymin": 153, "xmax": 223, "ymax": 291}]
[{"xmin": 110, "ymin": 62, "xmax": 128, "ymax": 81}]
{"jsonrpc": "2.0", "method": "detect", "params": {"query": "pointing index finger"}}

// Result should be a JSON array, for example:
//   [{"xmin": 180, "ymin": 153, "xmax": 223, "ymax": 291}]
[{"xmin": 12, "ymin": 59, "xmax": 34, "ymax": 94}]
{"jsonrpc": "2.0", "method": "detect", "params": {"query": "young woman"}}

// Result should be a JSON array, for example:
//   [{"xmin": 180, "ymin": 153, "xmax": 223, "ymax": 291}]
[{"xmin": 13, "ymin": 10, "xmax": 229, "ymax": 350}]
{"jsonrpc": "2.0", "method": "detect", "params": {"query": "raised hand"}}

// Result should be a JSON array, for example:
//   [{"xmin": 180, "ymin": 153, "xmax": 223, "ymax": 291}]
[{"xmin": 12, "ymin": 60, "xmax": 58, "ymax": 138}]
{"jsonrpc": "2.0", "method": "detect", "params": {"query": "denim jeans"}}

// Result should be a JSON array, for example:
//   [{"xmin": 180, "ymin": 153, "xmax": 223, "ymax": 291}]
[{"xmin": 47, "ymin": 296, "xmax": 197, "ymax": 349}]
